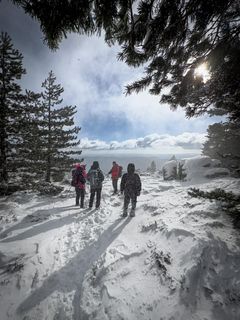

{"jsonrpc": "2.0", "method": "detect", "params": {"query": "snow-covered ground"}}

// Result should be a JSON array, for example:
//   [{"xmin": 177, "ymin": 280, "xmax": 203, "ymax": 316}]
[{"xmin": 0, "ymin": 175, "xmax": 240, "ymax": 320}]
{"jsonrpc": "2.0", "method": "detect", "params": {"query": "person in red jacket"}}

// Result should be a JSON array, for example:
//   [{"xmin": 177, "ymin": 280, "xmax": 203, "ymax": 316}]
[{"xmin": 108, "ymin": 161, "xmax": 120, "ymax": 194}]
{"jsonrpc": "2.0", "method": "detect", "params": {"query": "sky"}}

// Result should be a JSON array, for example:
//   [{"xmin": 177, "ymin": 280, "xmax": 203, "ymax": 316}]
[{"xmin": 0, "ymin": 0, "xmax": 223, "ymax": 155}]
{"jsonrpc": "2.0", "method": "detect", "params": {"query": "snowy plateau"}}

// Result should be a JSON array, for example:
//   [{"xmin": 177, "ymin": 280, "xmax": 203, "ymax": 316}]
[{"xmin": 0, "ymin": 159, "xmax": 240, "ymax": 320}]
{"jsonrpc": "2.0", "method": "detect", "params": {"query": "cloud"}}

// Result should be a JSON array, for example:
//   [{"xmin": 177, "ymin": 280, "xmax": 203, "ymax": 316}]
[{"xmin": 79, "ymin": 132, "xmax": 207, "ymax": 154}]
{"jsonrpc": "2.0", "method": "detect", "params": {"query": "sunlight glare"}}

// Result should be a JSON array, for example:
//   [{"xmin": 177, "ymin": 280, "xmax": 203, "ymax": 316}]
[{"xmin": 194, "ymin": 63, "xmax": 210, "ymax": 83}]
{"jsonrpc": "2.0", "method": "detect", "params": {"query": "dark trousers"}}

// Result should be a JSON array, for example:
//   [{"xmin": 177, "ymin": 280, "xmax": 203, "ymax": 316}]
[
  {"xmin": 76, "ymin": 188, "xmax": 85, "ymax": 207},
  {"xmin": 112, "ymin": 178, "xmax": 118, "ymax": 193},
  {"xmin": 123, "ymin": 192, "xmax": 137, "ymax": 213},
  {"xmin": 89, "ymin": 187, "xmax": 102, "ymax": 208}
]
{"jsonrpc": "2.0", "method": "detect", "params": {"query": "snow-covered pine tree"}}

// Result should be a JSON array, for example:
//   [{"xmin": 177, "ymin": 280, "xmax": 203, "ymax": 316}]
[
  {"xmin": 150, "ymin": 160, "xmax": 156, "ymax": 174},
  {"xmin": 203, "ymin": 122, "xmax": 240, "ymax": 176},
  {"xmin": 17, "ymin": 90, "xmax": 43, "ymax": 184},
  {"xmin": 177, "ymin": 162, "xmax": 186, "ymax": 181},
  {"xmin": 188, "ymin": 187, "xmax": 240, "ymax": 228},
  {"xmin": 0, "ymin": 32, "xmax": 26, "ymax": 183},
  {"xmin": 162, "ymin": 167, "xmax": 167, "ymax": 180},
  {"xmin": 40, "ymin": 71, "xmax": 81, "ymax": 182}
]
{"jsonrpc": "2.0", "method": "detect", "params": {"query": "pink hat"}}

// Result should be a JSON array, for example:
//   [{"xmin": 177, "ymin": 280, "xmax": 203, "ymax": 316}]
[{"xmin": 75, "ymin": 163, "xmax": 81, "ymax": 168}]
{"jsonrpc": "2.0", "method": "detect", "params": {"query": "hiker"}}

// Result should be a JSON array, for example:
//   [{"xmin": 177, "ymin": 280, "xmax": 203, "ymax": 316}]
[
  {"xmin": 108, "ymin": 161, "xmax": 122, "ymax": 194},
  {"xmin": 72, "ymin": 163, "xmax": 87, "ymax": 208},
  {"xmin": 120, "ymin": 163, "xmax": 141, "ymax": 217},
  {"xmin": 87, "ymin": 161, "xmax": 104, "ymax": 209}
]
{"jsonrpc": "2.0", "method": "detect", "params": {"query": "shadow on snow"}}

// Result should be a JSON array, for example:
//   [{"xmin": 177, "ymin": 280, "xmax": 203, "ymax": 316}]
[
  {"xmin": 17, "ymin": 217, "xmax": 131, "ymax": 319},
  {"xmin": 0, "ymin": 207, "xmax": 91, "ymax": 242}
]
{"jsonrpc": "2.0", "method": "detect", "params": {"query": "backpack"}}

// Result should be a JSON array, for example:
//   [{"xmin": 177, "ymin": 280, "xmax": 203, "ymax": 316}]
[
  {"xmin": 71, "ymin": 169, "xmax": 85, "ymax": 187},
  {"xmin": 118, "ymin": 166, "xmax": 123, "ymax": 178},
  {"xmin": 89, "ymin": 169, "xmax": 101, "ymax": 188}
]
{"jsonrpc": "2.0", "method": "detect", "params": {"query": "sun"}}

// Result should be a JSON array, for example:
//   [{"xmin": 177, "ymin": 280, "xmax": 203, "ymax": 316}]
[{"xmin": 194, "ymin": 63, "xmax": 210, "ymax": 83}]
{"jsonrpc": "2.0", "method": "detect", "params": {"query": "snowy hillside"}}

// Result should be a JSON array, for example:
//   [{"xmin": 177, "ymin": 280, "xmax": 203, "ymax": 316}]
[{"xmin": 0, "ymin": 175, "xmax": 240, "ymax": 320}]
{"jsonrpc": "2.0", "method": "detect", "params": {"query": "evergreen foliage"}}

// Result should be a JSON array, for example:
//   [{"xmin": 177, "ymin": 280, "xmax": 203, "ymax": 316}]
[
  {"xmin": 188, "ymin": 187, "xmax": 240, "ymax": 228},
  {"xmin": 162, "ymin": 167, "xmax": 167, "ymax": 180},
  {"xmin": 177, "ymin": 162, "xmax": 186, "ymax": 181},
  {"xmin": 203, "ymin": 122, "xmax": 240, "ymax": 176},
  {"xmin": 147, "ymin": 160, "xmax": 156, "ymax": 173},
  {"xmin": 0, "ymin": 33, "xmax": 82, "ymax": 191},
  {"xmin": 39, "ymin": 71, "xmax": 82, "ymax": 182},
  {"xmin": 12, "ymin": 0, "xmax": 240, "ymax": 121},
  {"xmin": 17, "ymin": 90, "xmax": 43, "ymax": 183},
  {"xmin": 0, "ymin": 32, "xmax": 26, "ymax": 183}
]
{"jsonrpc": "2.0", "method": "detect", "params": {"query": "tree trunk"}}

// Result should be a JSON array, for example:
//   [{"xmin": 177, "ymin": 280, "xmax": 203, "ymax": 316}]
[
  {"xmin": 45, "ymin": 154, "xmax": 51, "ymax": 182},
  {"xmin": 0, "ymin": 109, "xmax": 8, "ymax": 182}
]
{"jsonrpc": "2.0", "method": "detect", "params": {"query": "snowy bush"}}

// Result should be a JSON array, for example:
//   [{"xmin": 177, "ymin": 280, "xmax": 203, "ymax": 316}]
[
  {"xmin": 182, "ymin": 156, "xmax": 230, "ymax": 181},
  {"xmin": 188, "ymin": 188, "xmax": 240, "ymax": 228},
  {"xmin": 147, "ymin": 161, "xmax": 157, "ymax": 174},
  {"xmin": 0, "ymin": 183, "xmax": 23, "ymax": 196},
  {"xmin": 204, "ymin": 168, "xmax": 230, "ymax": 178},
  {"xmin": 162, "ymin": 160, "xmax": 177, "ymax": 180},
  {"xmin": 161, "ymin": 156, "xmax": 229, "ymax": 182},
  {"xmin": 177, "ymin": 162, "xmax": 187, "ymax": 181},
  {"xmin": 32, "ymin": 181, "xmax": 63, "ymax": 195}
]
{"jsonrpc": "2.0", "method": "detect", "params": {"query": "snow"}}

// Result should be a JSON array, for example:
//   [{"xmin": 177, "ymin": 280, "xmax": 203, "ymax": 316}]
[
  {"xmin": 182, "ymin": 156, "xmax": 230, "ymax": 182},
  {"xmin": 0, "ymin": 171, "xmax": 240, "ymax": 320},
  {"xmin": 162, "ymin": 160, "xmax": 177, "ymax": 180}
]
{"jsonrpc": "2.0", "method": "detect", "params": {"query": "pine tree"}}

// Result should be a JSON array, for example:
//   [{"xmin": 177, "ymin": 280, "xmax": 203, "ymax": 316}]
[
  {"xmin": 203, "ymin": 122, "xmax": 240, "ymax": 176},
  {"xmin": 40, "ymin": 71, "xmax": 82, "ymax": 182},
  {"xmin": 17, "ymin": 90, "xmax": 43, "ymax": 183},
  {"xmin": 150, "ymin": 160, "xmax": 156, "ymax": 173},
  {"xmin": 0, "ymin": 32, "xmax": 26, "ymax": 183},
  {"xmin": 177, "ymin": 162, "xmax": 186, "ymax": 181},
  {"xmin": 12, "ymin": 0, "xmax": 240, "ymax": 121}
]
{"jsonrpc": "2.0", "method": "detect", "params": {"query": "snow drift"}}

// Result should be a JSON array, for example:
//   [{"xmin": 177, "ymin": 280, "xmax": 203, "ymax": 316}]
[{"xmin": 0, "ymin": 165, "xmax": 239, "ymax": 320}]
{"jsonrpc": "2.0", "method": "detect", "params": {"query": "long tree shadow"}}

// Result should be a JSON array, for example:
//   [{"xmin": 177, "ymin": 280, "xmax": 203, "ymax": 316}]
[
  {"xmin": 17, "ymin": 217, "xmax": 131, "ymax": 319},
  {"xmin": 0, "ymin": 208, "xmax": 91, "ymax": 242},
  {"xmin": 26, "ymin": 192, "xmax": 75, "ymax": 210}
]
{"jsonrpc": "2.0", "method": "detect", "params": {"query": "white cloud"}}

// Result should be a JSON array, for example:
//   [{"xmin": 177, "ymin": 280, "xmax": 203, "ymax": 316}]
[
  {"xmin": 79, "ymin": 132, "xmax": 207, "ymax": 154},
  {"xmin": 80, "ymin": 138, "xmax": 109, "ymax": 150}
]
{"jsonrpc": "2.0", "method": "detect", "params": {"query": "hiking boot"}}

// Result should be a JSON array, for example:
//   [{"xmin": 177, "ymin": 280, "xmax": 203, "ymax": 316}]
[
  {"xmin": 130, "ymin": 210, "xmax": 135, "ymax": 217},
  {"xmin": 122, "ymin": 210, "xmax": 128, "ymax": 217}
]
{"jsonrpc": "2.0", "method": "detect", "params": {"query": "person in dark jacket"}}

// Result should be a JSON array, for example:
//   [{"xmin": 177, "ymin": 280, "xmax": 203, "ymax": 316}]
[
  {"xmin": 120, "ymin": 163, "xmax": 141, "ymax": 217},
  {"xmin": 87, "ymin": 161, "xmax": 104, "ymax": 209},
  {"xmin": 72, "ymin": 163, "xmax": 87, "ymax": 208},
  {"xmin": 108, "ymin": 161, "xmax": 120, "ymax": 194}
]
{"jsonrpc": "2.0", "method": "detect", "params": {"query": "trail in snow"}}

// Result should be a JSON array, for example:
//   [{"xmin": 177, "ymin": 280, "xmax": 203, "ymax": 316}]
[{"xmin": 0, "ymin": 176, "xmax": 240, "ymax": 320}]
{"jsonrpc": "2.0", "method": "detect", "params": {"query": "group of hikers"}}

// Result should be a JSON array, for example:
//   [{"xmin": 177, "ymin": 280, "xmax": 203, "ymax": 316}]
[{"xmin": 72, "ymin": 161, "xmax": 141, "ymax": 217}]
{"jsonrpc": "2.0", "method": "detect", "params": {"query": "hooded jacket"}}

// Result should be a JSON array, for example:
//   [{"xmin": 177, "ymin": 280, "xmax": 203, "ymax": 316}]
[{"xmin": 120, "ymin": 163, "xmax": 141, "ymax": 195}]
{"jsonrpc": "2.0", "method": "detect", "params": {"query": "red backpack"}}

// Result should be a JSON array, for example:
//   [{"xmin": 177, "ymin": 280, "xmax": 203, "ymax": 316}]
[{"xmin": 118, "ymin": 166, "xmax": 123, "ymax": 178}]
